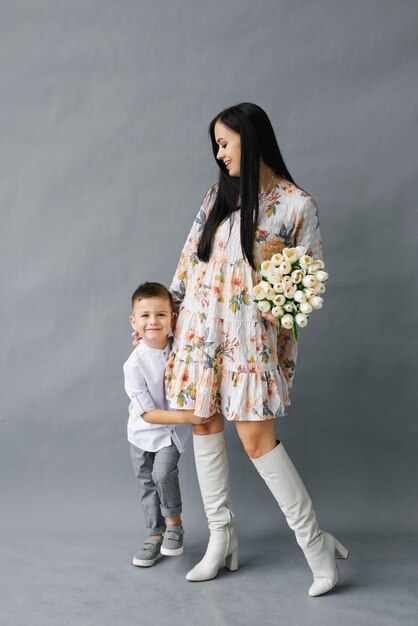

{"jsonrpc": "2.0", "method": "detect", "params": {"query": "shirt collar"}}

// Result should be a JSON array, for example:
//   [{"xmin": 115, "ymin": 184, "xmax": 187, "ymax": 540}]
[{"xmin": 140, "ymin": 337, "xmax": 172, "ymax": 358}]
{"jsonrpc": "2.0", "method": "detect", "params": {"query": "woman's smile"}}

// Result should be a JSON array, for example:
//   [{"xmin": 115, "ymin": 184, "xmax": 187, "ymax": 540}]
[{"xmin": 214, "ymin": 120, "xmax": 241, "ymax": 177}]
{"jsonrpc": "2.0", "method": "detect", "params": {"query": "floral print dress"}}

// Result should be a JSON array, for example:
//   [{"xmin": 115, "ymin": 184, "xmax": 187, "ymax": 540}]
[{"xmin": 165, "ymin": 180, "xmax": 323, "ymax": 421}]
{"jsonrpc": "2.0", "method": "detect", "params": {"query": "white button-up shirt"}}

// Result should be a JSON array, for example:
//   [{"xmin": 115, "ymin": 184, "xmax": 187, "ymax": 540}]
[{"xmin": 123, "ymin": 338, "xmax": 190, "ymax": 453}]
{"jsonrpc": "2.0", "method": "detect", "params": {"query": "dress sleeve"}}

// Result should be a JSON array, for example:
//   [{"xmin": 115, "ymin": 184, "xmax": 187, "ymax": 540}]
[
  {"xmin": 295, "ymin": 196, "xmax": 323, "ymax": 261},
  {"xmin": 169, "ymin": 186, "xmax": 217, "ymax": 307},
  {"xmin": 277, "ymin": 326, "xmax": 298, "ymax": 390},
  {"xmin": 277, "ymin": 196, "xmax": 324, "ymax": 390}
]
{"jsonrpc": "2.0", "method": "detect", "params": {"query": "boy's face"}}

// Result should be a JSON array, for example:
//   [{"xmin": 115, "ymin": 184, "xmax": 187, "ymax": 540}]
[{"xmin": 129, "ymin": 296, "xmax": 174, "ymax": 345}]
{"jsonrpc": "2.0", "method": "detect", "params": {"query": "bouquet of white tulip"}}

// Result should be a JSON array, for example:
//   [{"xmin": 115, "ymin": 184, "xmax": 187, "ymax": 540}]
[{"xmin": 252, "ymin": 246, "xmax": 328, "ymax": 340}]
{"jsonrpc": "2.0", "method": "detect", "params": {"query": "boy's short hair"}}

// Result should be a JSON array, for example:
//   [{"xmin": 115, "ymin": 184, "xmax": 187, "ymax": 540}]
[{"xmin": 131, "ymin": 282, "xmax": 174, "ymax": 310}]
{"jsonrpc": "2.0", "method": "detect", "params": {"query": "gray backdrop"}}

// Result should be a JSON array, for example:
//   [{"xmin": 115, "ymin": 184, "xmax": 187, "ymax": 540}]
[{"xmin": 1, "ymin": 1, "xmax": 417, "ymax": 625}]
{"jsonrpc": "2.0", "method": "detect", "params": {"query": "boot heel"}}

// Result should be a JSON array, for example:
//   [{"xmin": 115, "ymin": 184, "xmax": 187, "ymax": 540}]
[
  {"xmin": 224, "ymin": 548, "xmax": 239, "ymax": 572},
  {"xmin": 334, "ymin": 539, "xmax": 349, "ymax": 560}
]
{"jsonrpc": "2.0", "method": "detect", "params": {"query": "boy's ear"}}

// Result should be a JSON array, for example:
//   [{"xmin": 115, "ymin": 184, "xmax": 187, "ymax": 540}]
[{"xmin": 129, "ymin": 315, "xmax": 136, "ymax": 330}]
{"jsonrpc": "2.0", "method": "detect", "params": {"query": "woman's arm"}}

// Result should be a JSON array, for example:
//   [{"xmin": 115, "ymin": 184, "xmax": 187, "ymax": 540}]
[
  {"xmin": 261, "ymin": 196, "xmax": 323, "ymax": 327},
  {"xmin": 295, "ymin": 196, "xmax": 323, "ymax": 261},
  {"xmin": 262, "ymin": 195, "xmax": 323, "ymax": 387},
  {"xmin": 169, "ymin": 186, "xmax": 217, "ymax": 307}
]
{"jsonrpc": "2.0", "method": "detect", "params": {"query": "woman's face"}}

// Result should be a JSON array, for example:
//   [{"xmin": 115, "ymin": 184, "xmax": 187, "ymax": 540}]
[{"xmin": 214, "ymin": 120, "xmax": 241, "ymax": 177}]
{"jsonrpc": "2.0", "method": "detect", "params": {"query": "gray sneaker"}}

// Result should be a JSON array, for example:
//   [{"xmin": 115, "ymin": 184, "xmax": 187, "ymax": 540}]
[
  {"xmin": 132, "ymin": 538, "xmax": 163, "ymax": 567},
  {"xmin": 161, "ymin": 525, "xmax": 184, "ymax": 556}
]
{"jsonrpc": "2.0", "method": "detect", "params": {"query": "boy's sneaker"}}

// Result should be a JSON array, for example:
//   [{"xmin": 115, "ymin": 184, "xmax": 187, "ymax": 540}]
[
  {"xmin": 132, "ymin": 538, "xmax": 163, "ymax": 567},
  {"xmin": 161, "ymin": 525, "xmax": 184, "ymax": 556}
]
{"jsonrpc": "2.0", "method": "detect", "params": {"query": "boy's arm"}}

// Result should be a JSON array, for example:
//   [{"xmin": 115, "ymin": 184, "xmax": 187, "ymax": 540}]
[
  {"xmin": 123, "ymin": 361, "xmax": 211, "ymax": 425},
  {"xmin": 142, "ymin": 409, "xmax": 212, "ymax": 425},
  {"xmin": 142, "ymin": 409, "xmax": 185, "ymax": 424},
  {"xmin": 123, "ymin": 361, "xmax": 157, "ymax": 416},
  {"xmin": 141, "ymin": 408, "xmax": 186, "ymax": 425}
]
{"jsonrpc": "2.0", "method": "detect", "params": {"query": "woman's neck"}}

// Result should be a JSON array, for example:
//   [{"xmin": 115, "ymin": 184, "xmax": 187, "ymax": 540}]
[{"xmin": 259, "ymin": 163, "xmax": 280, "ymax": 194}]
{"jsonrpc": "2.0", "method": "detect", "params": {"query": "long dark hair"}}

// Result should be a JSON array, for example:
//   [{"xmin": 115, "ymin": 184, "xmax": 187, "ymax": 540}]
[{"xmin": 197, "ymin": 102, "xmax": 296, "ymax": 269}]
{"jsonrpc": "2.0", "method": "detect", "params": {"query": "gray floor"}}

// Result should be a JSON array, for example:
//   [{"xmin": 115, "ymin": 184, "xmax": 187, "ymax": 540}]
[{"xmin": 2, "ymin": 527, "xmax": 417, "ymax": 626}]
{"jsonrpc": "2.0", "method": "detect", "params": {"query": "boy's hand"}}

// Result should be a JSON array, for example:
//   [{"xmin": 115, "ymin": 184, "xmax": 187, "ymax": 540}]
[
  {"xmin": 132, "ymin": 329, "xmax": 142, "ymax": 346},
  {"xmin": 171, "ymin": 311, "xmax": 178, "ymax": 330},
  {"xmin": 181, "ymin": 411, "xmax": 214, "ymax": 425}
]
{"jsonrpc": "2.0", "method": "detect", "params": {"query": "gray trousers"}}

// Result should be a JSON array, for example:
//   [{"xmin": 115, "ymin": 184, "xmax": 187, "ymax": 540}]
[{"xmin": 129, "ymin": 441, "xmax": 182, "ymax": 536}]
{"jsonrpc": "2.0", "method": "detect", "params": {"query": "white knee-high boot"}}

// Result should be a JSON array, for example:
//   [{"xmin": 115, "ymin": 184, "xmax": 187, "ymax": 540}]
[
  {"xmin": 251, "ymin": 441, "xmax": 349, "ymax": 597},
  {"xmin": 186, "ymin": 432, "xmax": 239, "ymax": 582}
]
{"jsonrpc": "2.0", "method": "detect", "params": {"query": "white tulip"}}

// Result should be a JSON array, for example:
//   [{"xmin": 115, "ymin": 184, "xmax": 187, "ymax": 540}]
[
  {"xmin": 268, "ymin": 269, "xmax": 283, "ymax": 284},
  {"xmin": 271, "ymin": 253, "xmax": 284, "ymax": 266},
  {"xmin": 295, "ymin": 313, "xmax": 308, "ymax": 328},
  {"xmin": 273, "ymin": 282, "xmax": 284, "ymax": 294},
  {"xmin": 282, "ymin": 247, "xmax": 299, "ymax": 264},
  {"xmin": 302, "ymin": 275, "xmax": 317, "ymax": 288},
  {"xmin": 284, "ymin": 285, "xmax": 297, "ymax": 299},
  {"xmin": 303, "ymin": 287, "xmax": 316, "ymax": 299},
  {"xmin": 257, "ymin": 300, "xmax": 272, "ymax": 313},
  {"xmin": 272, "ymin": 306, "xmax": 284, "ymax": 318},
  {"xmin": 299, "ymin": 301, "xmax": 313, "ymax": 315},
  {"xmin": 252, "ymin": 284, "xmax": 264, "ymax": 300},
  {"xmin": 284, "ymin": 302, "xmax": 296, "ymax": 313},
  {"xmin": 260, "ymin": 260, "xmax": 274, "ymax": 277},
  {"xmin": 294, "ymin": 290, "xmax": 306, "ymax": 303},
  {"xmin": 278, "ymin": 260, "xmax": 292, "ymax": 275},
  {"xmin": 314, "ymin": 282, "xmax": 326, "ymax": 295},
  {"xmin": 291, "ymin": 269, "xmax": 304, "ymax": 284},
  {"xmin": 308, "ymin": 263, "xmax": 320, "ymax": 274},
  {"xmin": 266, "ymin": 286, "xmax": 276, "ymax": 301},
  {"xmin": 315, "ymin": 270, "xmax": 329, "ymax": 282},
  {"xmin": 281, "ymin": 314, "xmax": 294, "ymax": 329},
  {"xmin": 308, "ymin": 296, "xmax": 323, "ymax": 310},
  {"xmin": 299, "ymin": 255, "xmax": 313, "ymax": 270},
  {"xmin": 295, "ymin": 245, "xmax": 307, "ymax": 258},
  {"xmin": 314, "ymin": 260, "xmax": 325, "ymax": 269},
  {"xmin": 261, "ymin": 281, "xmax": 274, "ymax": 294},
  {"xmin": 273, "ymin": 294, "xmax": 286, "ymax": 306},
  {"xmin": 253, "ymin": 281, "xmax": 270, "ymax": 299},
  {"xmin": 282, "ymin": 276, "xmax": 293, "ymax": 290}
]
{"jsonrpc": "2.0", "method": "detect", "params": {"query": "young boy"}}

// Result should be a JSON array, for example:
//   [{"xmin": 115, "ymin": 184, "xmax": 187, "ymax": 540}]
[{"xmin": 123, "ymin": 281, "xmax": 211, "ymax": 567}]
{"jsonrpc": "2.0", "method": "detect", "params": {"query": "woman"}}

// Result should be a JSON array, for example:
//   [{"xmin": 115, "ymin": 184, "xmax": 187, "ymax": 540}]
[{"xmin": 166, "ymin": 102, "xmax": 349, "ymax": 596}]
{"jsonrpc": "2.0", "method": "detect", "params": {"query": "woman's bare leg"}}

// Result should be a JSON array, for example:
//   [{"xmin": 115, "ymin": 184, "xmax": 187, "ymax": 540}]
[
  {"xmin": 193, "ymin": 412, "xmax": 225, "ymax": 435},
  {"xmin": 235, "ymin": 418, "xmax": 277, "ymax": 459}
]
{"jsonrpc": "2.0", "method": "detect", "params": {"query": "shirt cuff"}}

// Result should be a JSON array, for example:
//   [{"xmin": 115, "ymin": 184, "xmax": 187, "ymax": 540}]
[{"xmin": 129, "ymin": 393, "xmax": 156, "ymax": 416}]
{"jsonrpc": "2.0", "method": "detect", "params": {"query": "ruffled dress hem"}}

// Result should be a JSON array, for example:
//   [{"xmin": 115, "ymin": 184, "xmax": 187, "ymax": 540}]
[{"xmin": 165, "ymin": 349, "xmax": 290, "ymax": 422}]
